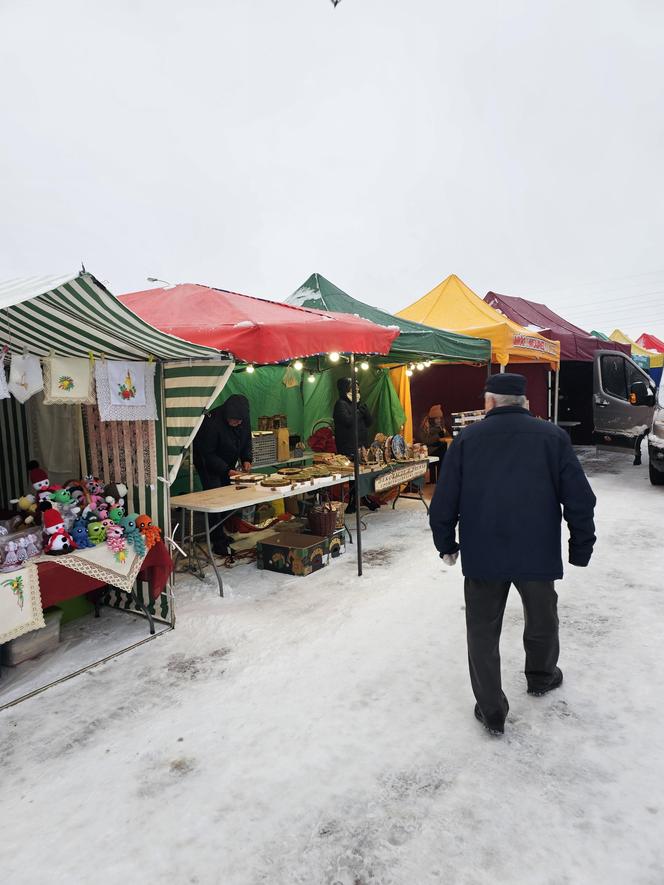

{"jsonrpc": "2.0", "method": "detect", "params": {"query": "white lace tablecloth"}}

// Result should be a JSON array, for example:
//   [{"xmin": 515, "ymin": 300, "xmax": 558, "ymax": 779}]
[
  {"xmin": 33, "ymin": 545, "xmax": 147, "ymax": 594},
  {"xmin": 0, "ymin": 563, "xmax": 45, "ymax": 643}
]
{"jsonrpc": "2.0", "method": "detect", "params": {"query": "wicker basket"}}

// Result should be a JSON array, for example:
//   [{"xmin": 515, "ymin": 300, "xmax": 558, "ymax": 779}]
[
  {"xmin": 308, "ymin": 503, "xmax": 337, "ymax": 536},
  {"xmin": 328, "ymin": 501, "xmax": 348, "ymax": 529}
]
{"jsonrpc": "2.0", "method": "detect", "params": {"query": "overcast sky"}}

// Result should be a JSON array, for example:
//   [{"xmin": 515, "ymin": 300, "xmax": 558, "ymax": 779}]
[{"xmin": 2, "ymin": 0, "xmax": 663, "ymax": 340}]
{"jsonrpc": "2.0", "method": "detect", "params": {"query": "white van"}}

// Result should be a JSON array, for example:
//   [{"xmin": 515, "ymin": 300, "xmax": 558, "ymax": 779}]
[{"xmin": 647, "ymin": 383, "xmax": 664, "ymax": 485}]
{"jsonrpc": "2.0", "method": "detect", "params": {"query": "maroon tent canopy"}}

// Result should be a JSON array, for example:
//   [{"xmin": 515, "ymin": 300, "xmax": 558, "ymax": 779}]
[{"xmin": 484, "ymin": 292, "xmax": 629, "ymax": 361}]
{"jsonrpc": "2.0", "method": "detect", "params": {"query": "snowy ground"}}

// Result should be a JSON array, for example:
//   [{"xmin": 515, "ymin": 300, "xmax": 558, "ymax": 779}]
[{"xmin": 1, "ymin": 449, "xmax": 663, "ymax": 885}]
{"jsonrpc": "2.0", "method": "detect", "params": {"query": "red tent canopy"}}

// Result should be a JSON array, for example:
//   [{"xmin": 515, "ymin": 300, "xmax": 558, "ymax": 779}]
[
  {"xmin": 485, "ymin": 292, "xmax": 629, "ymax": 361},
  {"xmin": 120, "ymin": 284, "xmax": 399, "ymax": 363},
  {"xmin": 636, "ymin": 332, "xmax": 664, "ymax": 353}
]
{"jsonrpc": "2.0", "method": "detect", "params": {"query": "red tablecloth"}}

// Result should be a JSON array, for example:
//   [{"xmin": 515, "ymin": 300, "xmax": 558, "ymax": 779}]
[{"xmin": 37, "ymin": 541, "xmax": 173, "ymax": 608}]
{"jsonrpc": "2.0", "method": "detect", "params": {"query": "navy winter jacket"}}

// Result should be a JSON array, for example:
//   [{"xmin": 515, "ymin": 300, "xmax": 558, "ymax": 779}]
[{"xmin": 429, "ymin": 406, "xmax": 596, "ymax": 581}]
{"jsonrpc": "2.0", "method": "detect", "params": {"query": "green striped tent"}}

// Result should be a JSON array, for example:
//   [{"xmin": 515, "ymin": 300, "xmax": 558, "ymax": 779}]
[{"xmin": 1, "ymin": 272, "xmax": 235, "ymax": 629}]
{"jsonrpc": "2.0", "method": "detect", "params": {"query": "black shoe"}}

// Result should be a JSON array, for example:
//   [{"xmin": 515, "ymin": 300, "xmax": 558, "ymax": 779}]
[
  {"xmin": 527, "ymin": 667, "xmax": 563, "ymax": 697},
  {"xmin": 362, "ymin": 497, "xmax": 380, "ymax": 512},
  {"xmin": 474, "ymin": 695, "xmax": 509, "ymax": 736}
]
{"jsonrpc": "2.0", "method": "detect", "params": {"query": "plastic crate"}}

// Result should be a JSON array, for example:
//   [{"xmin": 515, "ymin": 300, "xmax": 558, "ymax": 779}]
[{"xmin": 251, "ymin": 431, "xmax": 278, "ymax": 466}]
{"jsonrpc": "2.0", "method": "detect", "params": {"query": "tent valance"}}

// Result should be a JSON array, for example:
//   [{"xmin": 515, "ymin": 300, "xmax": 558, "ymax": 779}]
[
  {"xmin": 120, "ymin": 284, "xmax": 399, "ymax": 364},
  {"xmin": 287, "ymin": 273, "xmax": 491, "ymax": 365},
  {"xmin": 397, "ymin": 275, "xmax": 560, "ymax": 368},
  {"xmin": 0, "ymin": 273, "xmax": 225, "ymax": 361},
  {"xmin": 485, "ymin": 291, "xmax": 629, "ymax": 362}
]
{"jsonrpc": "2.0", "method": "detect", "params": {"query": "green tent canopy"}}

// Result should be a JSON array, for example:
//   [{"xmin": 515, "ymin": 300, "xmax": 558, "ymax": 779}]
[
  {"xmin": 287, "ymin": 273, "xmax": 491, "ymax": 365},
  {"xmin": 590, "ymin": 330, "xmax": 610, "ymax": 341}
]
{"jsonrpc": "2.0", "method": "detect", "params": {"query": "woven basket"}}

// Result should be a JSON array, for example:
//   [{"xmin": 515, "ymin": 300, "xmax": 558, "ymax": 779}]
[
  {"xmin": 308, "ymin": 503, "xmax": 337, "ymax": 536},
  {"xmin": 328, "ymin": 501, "xmax": 348, "ymax": 529}
]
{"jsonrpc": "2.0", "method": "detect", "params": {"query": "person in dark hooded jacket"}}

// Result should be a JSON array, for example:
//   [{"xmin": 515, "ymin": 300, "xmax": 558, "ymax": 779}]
[
  {"xmin": 333, "ymin": 377, "xmax": 373, "ymax": 458},
  {"xmin": 194, "ymin": 394, "xmax": 253, "ymax": 489},
  {"xmin": 193, "ymin": 394, "xmax": 253, "ymax": 554}
]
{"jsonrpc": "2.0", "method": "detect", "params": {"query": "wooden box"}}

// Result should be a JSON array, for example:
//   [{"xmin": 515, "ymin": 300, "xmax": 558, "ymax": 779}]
[{"xmin": 256, "ymin": 532, "xmax": 330, "ymax": 576}]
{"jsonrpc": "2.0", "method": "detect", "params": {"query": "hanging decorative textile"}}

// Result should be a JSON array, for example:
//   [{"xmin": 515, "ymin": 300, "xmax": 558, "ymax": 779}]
[
  {"xmin": 95, "ymin": 361, "xmax": 157, "ymax": 421},
  {"xmin": 42, "ymin": 355, "xmax": 95, "ymax": 405},
  {"xmin": 0, "ymin": 563, "xmax": 45, "ymax": 644},
  {"xmin": 107, "ymin": 361, "xmax": 148, "ymax": 407},
  {"xmin": 7, "ymin": 354, "xmax": 43, "ymax": 404},
  {"xmin": 0, "ymin": 360, "xmax": 9, "ymax": 400}
]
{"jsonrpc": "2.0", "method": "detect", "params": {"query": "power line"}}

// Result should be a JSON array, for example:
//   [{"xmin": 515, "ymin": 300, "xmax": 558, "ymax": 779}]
[{"xmin": 530, "ymin": 267, "xmax": 664, "ymax": 298}]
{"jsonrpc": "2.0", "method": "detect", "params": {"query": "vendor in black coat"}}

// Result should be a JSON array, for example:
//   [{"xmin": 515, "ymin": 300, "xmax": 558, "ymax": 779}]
[
  {"xmin": 194, "ymin": 394, "xmax": 253, "ymax": 489},
  {"xmin": 193, "ymin": 394, "xmax": 253, "ymax": 554},
  {"xmin": 333, "ymin": 377, "xmax": 373, "ymax": 458},
  {"xmin": 429, "ymin": 373, "xmax": 596, "ymax": 736}
]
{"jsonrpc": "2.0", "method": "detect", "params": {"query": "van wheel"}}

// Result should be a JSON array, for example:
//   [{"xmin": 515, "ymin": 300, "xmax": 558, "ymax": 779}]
[{"xmin": 649, "ymin": 462, "xmax": 664, "ymax": 485}]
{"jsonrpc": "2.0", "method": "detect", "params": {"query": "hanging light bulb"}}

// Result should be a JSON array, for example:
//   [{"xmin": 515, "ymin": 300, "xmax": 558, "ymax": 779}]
[
  {"xmin": 409, "ymin": 363, "xmax": 415, "ymax": 371},
  {"xmin": 328, "ymin": 352, "xmax": 340, "ymax": 363},
  {"xmin": 424, "ymin": 360, "xmax": 432, "ymax": 368},
  {"xmin": 360, "ymin": 361, "xmax": 369, "ymax": 371},
  {"xmin": 416, "ymin": 362, "xmax": 425, "ymax": 371},
  {"xmin": 406, "ymin": 368, "xmax": 413, "ymax": 377},
  {"xmin": 246, "ymin": 364, "xmax": 255, "ymax": 374},
  {"xmin": 293, "ymin": 360, "xmax": 303, "ymax": 371},
  {"xmin": 307, "ymin": 373, "xmax": 316, "ymax": 383}
]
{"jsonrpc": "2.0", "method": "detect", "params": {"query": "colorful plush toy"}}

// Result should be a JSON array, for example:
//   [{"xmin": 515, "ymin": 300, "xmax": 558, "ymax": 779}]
[
  {"xmin": 108, "ymin": 505, "xmax": 125, "ymax": 525},
  {"xmin": 71, "ymin": 517, "xmax": 94, "ymax": 549},
  {"xmin": 136, "ymin": 514, "xmax": 162, "ymax": 550},
  {"xmin": 103, "ymin": 482, "xmax": 128, "ymax": 513},
  {"xmin": 28, "ymin": 460, "xmax": 59, "ymax": 506},
  {"xmin": 105, "ymin": 522, "xmax": 127, "ymax": 564},
  {"xmin": 16, "ymin": 495, "xmax": 38, "ymax": 527},
  {"xmin": 87, "ymin": 520, "xmax": 107, "ymax": 546},
  {"xmin": 121, "ymin": 513, "xmax": 146, "ymax": 556},
  {"xmin": 42, "ymin": 506, "xmax": 75, "ymax": 555}
]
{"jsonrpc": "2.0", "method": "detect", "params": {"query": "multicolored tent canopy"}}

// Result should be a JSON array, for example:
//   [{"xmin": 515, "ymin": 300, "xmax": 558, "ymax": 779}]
[
  {"xmin": 0, "ymin": 272, "xmax": 223, "ymax": 360},
  {"xmin": 609, "ymin": 330, "xmax": 664, "ymax": 369},
  {"xmin": 484, "ymin": 291, "xmax": 628, "ymax": 362},
  {"xmin": 287, "ymin": 273, "xmax": 491, "ymax": 365},
  {"xmin": 637, "ymin": 332, "xmax": 664, "ymax": 354},
  {"xmin": 397, "ymin": 275, "xmax": 560, "ymax": 368},
  {"xmin": 120, "ymin": 284, "xmax": 399, "ymax": 364}
]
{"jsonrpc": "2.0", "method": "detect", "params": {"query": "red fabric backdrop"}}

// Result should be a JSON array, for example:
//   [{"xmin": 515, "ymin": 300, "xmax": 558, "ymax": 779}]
[{"xmin": 410, "ymin": 362, "xmax": 550, "ymax": 436}]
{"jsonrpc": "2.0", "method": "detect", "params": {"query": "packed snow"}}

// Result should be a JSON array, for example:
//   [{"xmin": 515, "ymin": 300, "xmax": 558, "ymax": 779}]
[{"xmin": 1, "ymin": 449, "xmax": 663, "ymax": 885}]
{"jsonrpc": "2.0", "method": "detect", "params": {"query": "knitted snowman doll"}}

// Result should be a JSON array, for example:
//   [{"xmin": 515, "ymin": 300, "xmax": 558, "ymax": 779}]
[{"xmin": 42, "ymin": 506, "xmax": 76, "ymax": 555}]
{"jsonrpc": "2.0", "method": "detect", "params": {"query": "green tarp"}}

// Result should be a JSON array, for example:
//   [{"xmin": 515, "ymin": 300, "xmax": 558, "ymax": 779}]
[
  {"xmin": 212, "ymin": 365, "xmax": 406, "ymax": 441},
  {"xmin": 287, "ymin": 273, "xmax": 491, "ymax": 365}
]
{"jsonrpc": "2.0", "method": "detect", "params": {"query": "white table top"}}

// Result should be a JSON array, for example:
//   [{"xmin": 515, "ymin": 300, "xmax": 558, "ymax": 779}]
[{"xmin": 171, "ymin": 474, "xmax": 349, "ymax": 514}]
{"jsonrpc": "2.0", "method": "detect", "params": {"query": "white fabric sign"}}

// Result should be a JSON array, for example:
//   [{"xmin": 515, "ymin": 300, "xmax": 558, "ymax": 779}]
[
  {"xmin": 8, "ymin": 354, "xmax": 44, "ymax": 404},
  {"xmin": 0, "ymin": 563, "xmax": 45, "ymax": 644},
  {"xmin": 107, "ymin": 361, "xmax": 147, "ymax": 406},
  {"xmin": 95, "ymin": 361, "xmax": 157, "ymax": 422},
  {"xmin": 43, "ymin": 356, "xmax": 95, "ymax": 405}
]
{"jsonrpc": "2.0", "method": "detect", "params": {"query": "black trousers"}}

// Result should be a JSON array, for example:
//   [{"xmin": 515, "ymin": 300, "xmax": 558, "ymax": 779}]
[
  {"xmin": 464, "ymin": 578, "xmax": 560, "ymax": 718},
  {"xmin": 196, "ymin": 465, "xmax": 231, "ymax": 554}
]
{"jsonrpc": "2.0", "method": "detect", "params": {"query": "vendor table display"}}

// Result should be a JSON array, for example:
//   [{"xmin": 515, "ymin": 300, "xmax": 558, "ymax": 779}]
[
  {"xmin": 172, "ymin": 473, "xmax": 350, "ymax": 596},
  {"xmin": 0, "ymin": 542, "xmax": 173, "ymax": 647}
]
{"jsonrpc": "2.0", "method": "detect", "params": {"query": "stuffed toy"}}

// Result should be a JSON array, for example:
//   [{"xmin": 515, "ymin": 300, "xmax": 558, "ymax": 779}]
[
  {"xmin": 103, "ymin": 481, "xmax": 128, "ymax": 511},
  {"xmin": 42, "ymin": 505, "xmax": 75, "ymax": 555},
  {"xmin": 121, "ymin": 513, "xmax": 146, "ymax": 556},
  {"xmin": 87, "ymin": 519, "xmax": 107, "ymax": 546},
  {"xmin": 15, "ymin": 495, "xmax": 38, "ymax": 527},
  {"xmin": 136, "ymin": 514, "xmax": 162, "ymax": 550},
  {"xmin": 28, "ymin": 460, "xmax": 59, "ymax": 506},
  {"xmin": 85, "ymin": 475, "xmax": 105, "ymax": 497},
  {"xmin": 82, "ymin": 493, "xmax": 108, "ymax": 521},
  {"xmin": 71, "ymin": 517, "xmax": 94, "ymax": 549},
  {"xmin": 104, "ymin": 522, "xmax": 127, "ymax": 564},
  {"xmin": 108, "ymin": 505, "xmax": 125, "ymax": 525}
]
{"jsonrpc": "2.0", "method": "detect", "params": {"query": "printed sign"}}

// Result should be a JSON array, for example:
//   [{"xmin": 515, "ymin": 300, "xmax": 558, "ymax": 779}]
[
  {"xmin": 374, "ymin": 461, "xmax": 427, "ymax": 492},
  {"xmin": 511, "ymin": 334, "xmax": 559, "ymax": 356}
]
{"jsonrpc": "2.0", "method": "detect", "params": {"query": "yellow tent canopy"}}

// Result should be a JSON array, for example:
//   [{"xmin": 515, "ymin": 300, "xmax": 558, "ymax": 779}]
[
  {"xmin": 397, "ymin": 274, "xmax": 560, "ymax": 369},
  {"xmin": 609, "ymin": 329, "xmax": 664, "ymax": 368}
]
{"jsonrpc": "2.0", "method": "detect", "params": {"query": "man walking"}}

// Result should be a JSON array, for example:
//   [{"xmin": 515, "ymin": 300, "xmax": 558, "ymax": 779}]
[{"xmin": 429, "ymin": 374, "xmax": 596, "ymax": 735}]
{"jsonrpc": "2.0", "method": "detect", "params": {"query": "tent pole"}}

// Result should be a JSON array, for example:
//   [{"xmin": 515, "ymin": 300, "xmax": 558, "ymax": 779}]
[
  {"xmin": 350, "ymin": 353, "xmax": 363, "ymax": 577},
  {"xmin": 499, "ymin": 363, "xmax": 505, "ymax": 373},
  {"xmin": 548, "ymin": 370, "xmax": 552, "ymax": 420},
  {"xmin": 553, "ymin": 368, "xmax": 560, "ymax": 425}
]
